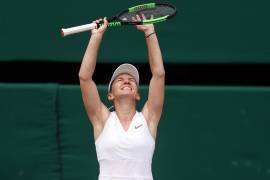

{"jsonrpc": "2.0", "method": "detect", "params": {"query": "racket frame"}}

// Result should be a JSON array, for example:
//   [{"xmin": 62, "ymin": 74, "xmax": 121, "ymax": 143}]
[{"xmin": 61, "ymin": 3, "xmax": 177, "ymax": 37}]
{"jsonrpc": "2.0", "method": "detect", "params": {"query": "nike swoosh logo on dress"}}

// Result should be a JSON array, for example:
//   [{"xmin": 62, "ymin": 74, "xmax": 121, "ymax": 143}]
[{"xmin": 135, "ymin": 124, "xmax": 143, "ymax": 129}]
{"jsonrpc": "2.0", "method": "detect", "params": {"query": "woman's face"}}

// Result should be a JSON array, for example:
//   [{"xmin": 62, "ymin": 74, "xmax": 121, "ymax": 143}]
[{"xmin": 108, "ymin": 73, "xmax": 140, "ymax": 101}]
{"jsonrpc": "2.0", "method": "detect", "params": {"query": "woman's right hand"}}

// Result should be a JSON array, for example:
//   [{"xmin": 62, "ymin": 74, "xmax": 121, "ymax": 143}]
[{"xmin": 91, "ymin": 17, "xmax": 108, "ymax": 36}]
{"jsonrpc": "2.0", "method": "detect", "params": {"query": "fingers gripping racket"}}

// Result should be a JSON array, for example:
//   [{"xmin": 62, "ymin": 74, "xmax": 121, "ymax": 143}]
[{"xmin": 61, "ymin": 3, "xmax": 177, "ymax": 37}]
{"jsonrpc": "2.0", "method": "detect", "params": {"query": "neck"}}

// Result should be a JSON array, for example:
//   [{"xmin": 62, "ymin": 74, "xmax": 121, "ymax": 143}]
[{"xmin": 114, "ymin": 98, "xmax": 136, "ymax": 122}]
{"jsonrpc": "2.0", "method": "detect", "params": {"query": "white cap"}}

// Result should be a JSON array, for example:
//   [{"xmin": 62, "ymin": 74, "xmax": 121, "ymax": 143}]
[{"xmin": 108, "ymin": 63, "xmax": 139, "ymax": 92}]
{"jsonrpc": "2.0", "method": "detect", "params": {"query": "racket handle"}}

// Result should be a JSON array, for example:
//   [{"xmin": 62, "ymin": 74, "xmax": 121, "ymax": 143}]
[{"xmin": 61, "ymin": 23, "xmax": 97, "ymax": 37}]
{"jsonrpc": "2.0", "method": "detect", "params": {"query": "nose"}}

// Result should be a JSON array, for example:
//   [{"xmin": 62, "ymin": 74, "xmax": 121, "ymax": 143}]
[{"xmin": 123, "ymin": 79, "xmax": 131, "ymax": 84}]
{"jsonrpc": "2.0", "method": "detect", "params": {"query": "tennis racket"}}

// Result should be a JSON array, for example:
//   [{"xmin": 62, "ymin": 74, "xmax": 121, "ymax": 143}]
[{"xmin": 61, "ymin": 2, "xmax": 177, "ymax": 37}]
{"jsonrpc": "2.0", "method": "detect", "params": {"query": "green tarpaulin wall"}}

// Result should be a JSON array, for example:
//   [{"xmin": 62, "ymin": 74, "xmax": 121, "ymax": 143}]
[
  {"xmin": 1, "ymin": 84, "xmax": 270, "ymax": 179},
  {"xmin": 0, "ymin": 84, "xmax": 59, "ymax": 180},
  {"xmin": 1, "ymin": 0, "xmax": 270, "ymax": 63}
]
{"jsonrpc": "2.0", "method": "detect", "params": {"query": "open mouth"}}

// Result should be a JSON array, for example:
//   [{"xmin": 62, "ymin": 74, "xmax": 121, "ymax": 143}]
[{"xmin": 121, "ymin": 86, "xmax": 132, "ymax": 90}]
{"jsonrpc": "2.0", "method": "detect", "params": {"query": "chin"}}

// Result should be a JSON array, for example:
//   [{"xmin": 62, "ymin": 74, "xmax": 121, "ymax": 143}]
[{"xmin": 118, "ymin": 93, "xmax": 135, "ymax": 98}]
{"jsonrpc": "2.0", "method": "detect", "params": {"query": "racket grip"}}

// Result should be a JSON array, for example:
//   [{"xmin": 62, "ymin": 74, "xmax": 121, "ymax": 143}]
[{"xmin": 61, "ymin": 23, "xmax": 97, "ymax": 37}]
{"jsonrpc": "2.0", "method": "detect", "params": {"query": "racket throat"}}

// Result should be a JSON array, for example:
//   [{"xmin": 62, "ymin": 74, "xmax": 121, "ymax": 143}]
[{"xmin": 97, "ymin": 21, "xmax": 122, "ymax": 28}]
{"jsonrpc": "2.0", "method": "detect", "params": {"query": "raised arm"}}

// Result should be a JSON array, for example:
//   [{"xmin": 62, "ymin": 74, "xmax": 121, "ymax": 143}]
[
  {"xmin": 135, "ymin": 15, "xmax": 165, "ymax": 137},
  {"xmin": 79, "ymin": 18, "xmax": 110, "ymax": 139}
]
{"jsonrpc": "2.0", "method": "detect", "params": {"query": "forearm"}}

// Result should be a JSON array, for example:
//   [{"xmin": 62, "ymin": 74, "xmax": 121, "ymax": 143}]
[
  {"xmin": 145, "ymin": 32, "xmax": 165, "ymax": 77},
  {"xmin": 79, "ymin": 34, "xmax": 103, "ymax": 80}
]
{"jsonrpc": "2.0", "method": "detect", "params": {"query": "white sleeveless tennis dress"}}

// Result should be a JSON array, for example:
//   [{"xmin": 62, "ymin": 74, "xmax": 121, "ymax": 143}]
[{"xmin": 95, "ymin": 111, "xmax": 155, "ymax": 180}]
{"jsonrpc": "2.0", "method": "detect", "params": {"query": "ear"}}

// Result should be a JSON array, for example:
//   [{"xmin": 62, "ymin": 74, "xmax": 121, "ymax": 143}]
[
  {"xmin": 136, "ymin": 92, "xmax": 141, "ymax": 101},
  {"xmin": 108, "ymin": 92, "xmax": 114, "ymax": 101}
]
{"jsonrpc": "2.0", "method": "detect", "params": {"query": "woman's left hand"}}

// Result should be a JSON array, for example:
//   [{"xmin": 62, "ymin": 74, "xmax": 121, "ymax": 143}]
[{"xmin": 132, "ymin": 14, "xmax": 155, "ymax": 35}]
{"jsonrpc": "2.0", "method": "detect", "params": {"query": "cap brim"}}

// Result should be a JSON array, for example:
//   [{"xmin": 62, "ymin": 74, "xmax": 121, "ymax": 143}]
[{"xmin": 108, "ymin": 63, "xmax": 139, "ymax": 92}]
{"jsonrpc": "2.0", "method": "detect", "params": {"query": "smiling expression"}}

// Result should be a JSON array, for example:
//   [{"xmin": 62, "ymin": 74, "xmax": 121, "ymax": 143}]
[{"xmin": 108, "ymin": 73, "xmax": 140, "ymax": 101}]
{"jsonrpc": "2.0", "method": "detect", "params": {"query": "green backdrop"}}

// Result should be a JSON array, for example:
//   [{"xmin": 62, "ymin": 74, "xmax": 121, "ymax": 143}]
[
  {"xmin": 1, "ymin": 84, "xmax": 270, "ymax": 179},
  {"xmin": 1, "ymin": 0, "xmax": 270, "ymax": 63},
  {"xmin": 0, "ymin": 84, "xmax": 59, "ymax": 180}
]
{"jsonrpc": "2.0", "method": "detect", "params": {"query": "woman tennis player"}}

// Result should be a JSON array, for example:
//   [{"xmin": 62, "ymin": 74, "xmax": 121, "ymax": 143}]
[{"xmin": 79, "ymin": 15, "xmax": 165, "ymax": 180}]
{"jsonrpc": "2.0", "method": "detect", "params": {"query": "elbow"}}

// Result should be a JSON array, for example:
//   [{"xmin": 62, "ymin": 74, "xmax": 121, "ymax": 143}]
[
  {"xmin": 78, "ymin": 73, "xmax": 89, "ymax": 82},
  {"xmin": 153, "ymin": 69, "xmax": 165, "ymax": 78},
  {"xmin": 160, "ymin": 69, "xmax": 165, "ymax": 77}
]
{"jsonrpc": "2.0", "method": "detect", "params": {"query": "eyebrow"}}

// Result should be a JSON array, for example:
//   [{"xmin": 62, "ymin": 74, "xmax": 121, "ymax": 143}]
[{"xmin": 116, "ymin": 76, "xmax": 135, "ymax": 80}]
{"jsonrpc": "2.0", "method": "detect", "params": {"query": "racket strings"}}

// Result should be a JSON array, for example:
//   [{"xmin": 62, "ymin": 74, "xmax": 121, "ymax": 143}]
[{"xmin": 119, "ymin": 5, "xmax": 176, "ymax": 22}]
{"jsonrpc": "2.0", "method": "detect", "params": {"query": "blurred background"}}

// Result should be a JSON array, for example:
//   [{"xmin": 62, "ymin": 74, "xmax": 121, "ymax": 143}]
[{"xmin": 0, "ymin": 0, "xmax": 270, "ymax": 179}]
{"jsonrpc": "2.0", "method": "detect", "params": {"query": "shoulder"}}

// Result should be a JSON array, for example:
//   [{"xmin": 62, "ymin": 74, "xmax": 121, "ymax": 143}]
[
  {"xmin": 141, "ymin": 103, "xmax": 162, "ymax": 124},
  {"xmin": 93, "ymin": 111, "xmax": 114, "ymax": 140},
  {"xmin": 138, "ymin": 111, "xmax": 158, "ymax": 140}
]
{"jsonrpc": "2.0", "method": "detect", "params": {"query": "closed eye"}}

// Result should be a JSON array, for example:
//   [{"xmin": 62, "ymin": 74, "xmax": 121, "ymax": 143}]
[
  {"xmin": 117, "ymin": 78, "xmax": 123, "ymax": 82},
  {"xmin": 129, "ymin": 78, "xmax": 135, "ymax": 82}
]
